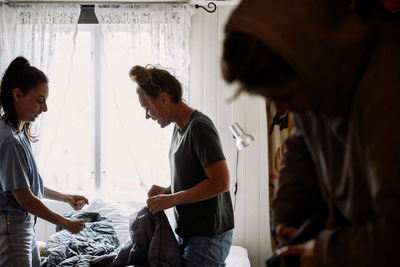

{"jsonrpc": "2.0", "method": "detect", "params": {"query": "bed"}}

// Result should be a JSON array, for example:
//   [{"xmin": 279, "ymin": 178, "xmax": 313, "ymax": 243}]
[{"xmin": 37, "ymin": 196, "xmax": 251, "ymax": 267}]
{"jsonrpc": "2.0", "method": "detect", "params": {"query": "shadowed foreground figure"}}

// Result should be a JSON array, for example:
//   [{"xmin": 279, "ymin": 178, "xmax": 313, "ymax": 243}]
[{"xmin": 222, "ymin": 0, "xmax": 400, "ymax": 266}]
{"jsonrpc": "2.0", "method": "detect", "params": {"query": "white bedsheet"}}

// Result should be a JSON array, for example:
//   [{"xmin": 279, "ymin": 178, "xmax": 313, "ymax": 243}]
[{"xmin": 226, "ymin": 245, "xmax": 251, "ymax": 267}]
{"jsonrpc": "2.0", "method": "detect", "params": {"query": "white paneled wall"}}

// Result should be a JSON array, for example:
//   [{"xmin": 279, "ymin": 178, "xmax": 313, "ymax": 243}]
[{"xmin": 189, "ymin": 3, "xmax": 272, "ymax": 267}]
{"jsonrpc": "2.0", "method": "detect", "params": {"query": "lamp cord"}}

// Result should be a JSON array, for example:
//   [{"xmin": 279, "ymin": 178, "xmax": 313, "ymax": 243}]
[{"xmin": 233, "ymin": 149, "xmax": 239, "ymax": 211}]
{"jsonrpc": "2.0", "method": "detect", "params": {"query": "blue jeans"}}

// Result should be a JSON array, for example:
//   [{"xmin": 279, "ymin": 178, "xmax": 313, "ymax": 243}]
[
  {"xmin": 0, "ymin": 211, "xmax": 40, "ymax": 267},
  {"xmin": 178, "ymin": 229, "xmax": 233, "ymax": 267}
]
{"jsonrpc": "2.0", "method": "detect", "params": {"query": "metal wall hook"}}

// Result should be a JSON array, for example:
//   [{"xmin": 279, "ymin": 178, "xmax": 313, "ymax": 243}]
[{"xmin": 195, "ymin": 2, "xmax": 216, "ymax": 13}]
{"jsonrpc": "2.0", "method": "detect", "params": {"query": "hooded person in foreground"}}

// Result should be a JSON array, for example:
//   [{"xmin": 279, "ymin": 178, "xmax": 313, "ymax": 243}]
[{"xmin": 222, "ymin": 0, "xmax": 400, "ymax": 266}]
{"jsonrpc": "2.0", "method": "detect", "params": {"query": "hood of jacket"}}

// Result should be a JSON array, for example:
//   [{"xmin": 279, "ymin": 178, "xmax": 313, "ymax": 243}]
[{"xmin": 225, "ymin": 0, "xmax": 374, "ymax": 117}]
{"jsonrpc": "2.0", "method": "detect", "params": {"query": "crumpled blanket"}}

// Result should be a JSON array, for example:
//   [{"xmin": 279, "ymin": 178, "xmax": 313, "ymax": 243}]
[
  {"xmin": 44, "ymin": 210, "xmax": 119, "ymax": 267},
  {"xmin": 91, "ymin": 207, "xmax": 182, "ymax": 267}
]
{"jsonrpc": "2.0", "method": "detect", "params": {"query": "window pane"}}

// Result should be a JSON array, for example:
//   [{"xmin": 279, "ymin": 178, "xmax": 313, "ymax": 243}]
[
  {"xmin": 36, "ymin": 28, "xmax": 94, "ymax": 192},
  {"xmin": 35, "ymin": 26, "xmax": 173, "ymax": 199},
  {"xmin": 100, "ymin": 30, "xmax": 172, "ymax": 200}
]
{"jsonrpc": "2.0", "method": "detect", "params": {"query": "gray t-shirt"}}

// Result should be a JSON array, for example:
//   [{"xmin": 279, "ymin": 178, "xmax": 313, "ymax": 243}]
[
  {"xmin": 169, "ymin": 110, "xmax": 234, "ymax": 237},
  {"xmin": 0, "ymin": 118, "xmax": 44, "ymax": 213}
]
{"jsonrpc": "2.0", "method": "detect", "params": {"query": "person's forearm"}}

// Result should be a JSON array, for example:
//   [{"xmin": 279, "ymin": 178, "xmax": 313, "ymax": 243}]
[
  {"xmin": 44, "ymin": 186, "xmax": 70, "ymax": 202},
  {"xmin": 15, "ymin": 190, "xmax": 68, "ymax": 227},
  {"xmin": 172, "ymin": 160, "xmax": 230, "ymax": 205},
  {"xmin": 173, "ymin": 177, "xmax": 228, "ymax": 206}
]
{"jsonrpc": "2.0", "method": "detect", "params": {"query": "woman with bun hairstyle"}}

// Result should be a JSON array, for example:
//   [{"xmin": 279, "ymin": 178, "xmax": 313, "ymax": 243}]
[
  {"xmin": 130, "ymin": 65, "xmax": 234, "ymax": 267},
  {"xmin": 0, "ymin": 57, "xmax": 88, "ymax": 266}
]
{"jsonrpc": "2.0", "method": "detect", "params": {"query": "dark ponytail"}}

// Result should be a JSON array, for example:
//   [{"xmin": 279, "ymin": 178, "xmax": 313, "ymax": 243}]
[{"xmin": 0, "ymin": 56, "xmax": 48, "ymax": 140}]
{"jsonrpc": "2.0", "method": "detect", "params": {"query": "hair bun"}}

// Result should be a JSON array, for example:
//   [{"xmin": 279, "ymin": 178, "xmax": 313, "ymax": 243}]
[{"xmin": 129, "ymin": 65, "xmax": 151, "ymax": 87}]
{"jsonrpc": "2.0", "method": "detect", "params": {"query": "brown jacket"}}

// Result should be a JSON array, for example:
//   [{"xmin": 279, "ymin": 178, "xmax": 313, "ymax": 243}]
[{"xmin": 226, "ymin": 0, "xmax": 400, "ymax": 266}]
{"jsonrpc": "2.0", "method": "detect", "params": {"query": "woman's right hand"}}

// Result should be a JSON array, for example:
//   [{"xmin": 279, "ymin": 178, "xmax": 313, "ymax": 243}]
[
  {"xmin": 64, "ymin": 219, "xmax": 85, "ymax": 234},
  {"xmin": 147, "ymin": 185, "xmax": 170, "ymax": 197}
]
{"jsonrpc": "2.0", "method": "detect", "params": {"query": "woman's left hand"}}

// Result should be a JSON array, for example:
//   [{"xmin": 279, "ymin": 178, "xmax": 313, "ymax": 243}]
[
  {"xmin": 146, "ymin": 194, "xmax": 176, "ymax": 214},
  {"xmin": 278, "ymin": 239, "xmax": 319, "ymax": 267},
  {"xmin": 67, "ymin": 195, "xmax": 89, "ymax": 210}
]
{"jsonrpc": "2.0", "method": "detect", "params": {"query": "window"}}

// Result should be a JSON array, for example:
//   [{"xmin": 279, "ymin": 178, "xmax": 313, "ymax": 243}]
[{"xmin": 36, "ymin": 24, "xmax": 172, "ymax": 201}]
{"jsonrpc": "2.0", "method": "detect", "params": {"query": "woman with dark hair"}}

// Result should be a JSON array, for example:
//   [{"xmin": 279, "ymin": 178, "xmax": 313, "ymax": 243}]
[
  {"xmin": 129, "ymin": 65, "xmax": 234, "ymax": 267},
  {"xmin": 0, "ymin": 57, "xmax": 88, "ymax": 266}
]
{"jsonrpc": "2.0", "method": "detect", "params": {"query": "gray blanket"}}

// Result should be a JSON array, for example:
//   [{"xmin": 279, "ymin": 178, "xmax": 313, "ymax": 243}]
[{"xmin": 44, "ymin": 211, "xmax": 119, "ymax": 267}]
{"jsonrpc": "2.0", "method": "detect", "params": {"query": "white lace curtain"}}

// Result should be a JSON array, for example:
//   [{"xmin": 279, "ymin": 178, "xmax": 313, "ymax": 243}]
[
  {"xmin": 93, "ymin": 4, "xmax": 193, "ymax": 197},
  {"xmin": 0, "ymin": 4, "xmax": 80, "ymax": 158},
  {"xmin": 95, "ymin": 4, "xmax": 192, "ymax": 97},
  {"xmin": 0, "ymin": 4, "xmax": 80, "ymax": 79}
]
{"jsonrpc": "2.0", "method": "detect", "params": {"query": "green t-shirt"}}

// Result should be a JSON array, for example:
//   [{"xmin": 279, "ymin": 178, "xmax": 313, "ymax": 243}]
[{"xmin": 169, "ymin": 110, "xmax": 234, "ymax": 237}]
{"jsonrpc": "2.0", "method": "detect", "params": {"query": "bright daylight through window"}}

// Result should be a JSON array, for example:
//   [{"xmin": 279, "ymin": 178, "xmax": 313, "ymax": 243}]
[{"xmin": 35, "ymin": 24, "xmax": 172, "ymax": 201}]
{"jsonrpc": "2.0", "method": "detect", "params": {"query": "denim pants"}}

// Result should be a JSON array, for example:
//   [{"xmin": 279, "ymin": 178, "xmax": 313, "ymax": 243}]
[
  {"xmin": 179, "ymin": 229, "xmax": 233, "ymax": 267},
  {"xmin": 0, "ymin": 211, "xmax": 40, "ymax": 267}
]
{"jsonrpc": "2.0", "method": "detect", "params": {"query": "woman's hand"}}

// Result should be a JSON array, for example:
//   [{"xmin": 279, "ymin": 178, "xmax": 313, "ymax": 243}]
[
  {"xmin": 279, "ymin": 239, "xmax": 319, "ymax": 267},
  {"xmin": 67, "ymin": 195, "xmax": 89, "ymax": 210},
  {"xmin": 146, "ymin": 194, "xmax": 176, "ymax": 214},
  {"xmin": 147, "ymin": 185, "xmax": 170, "ymax": 197},
  {"xmin": 63, "ymin": 219, "xmax": 86, "ymax": 234}
]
